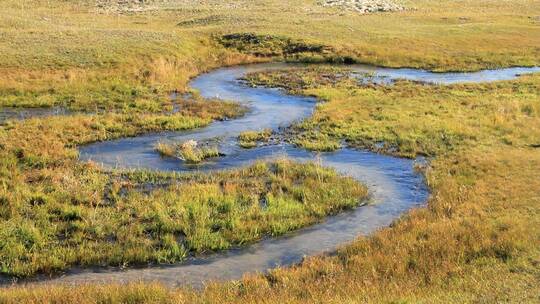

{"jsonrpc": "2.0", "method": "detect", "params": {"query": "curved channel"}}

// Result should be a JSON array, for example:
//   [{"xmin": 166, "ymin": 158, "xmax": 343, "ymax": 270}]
[{"xmin": 21, "ymin": 63, "xmax": 539, "ymax": 287}]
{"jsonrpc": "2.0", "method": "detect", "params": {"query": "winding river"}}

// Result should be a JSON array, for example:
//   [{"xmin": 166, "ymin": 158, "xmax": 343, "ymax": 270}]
[{"xmin": 10, "ymin": 63, "xmax": 540, "ymax": 287}]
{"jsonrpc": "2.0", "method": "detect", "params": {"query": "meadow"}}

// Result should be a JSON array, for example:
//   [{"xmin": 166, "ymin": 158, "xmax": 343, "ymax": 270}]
[{"xmin": 0, "ymin": 0, "xmax": 539, "ymax": 302}]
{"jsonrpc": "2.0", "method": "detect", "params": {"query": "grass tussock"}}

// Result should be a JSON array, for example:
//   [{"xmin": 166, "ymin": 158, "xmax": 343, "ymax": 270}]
[
  {"xmin": 294, "ymin": 135, "xmax": 341, "ymax": 152},
  {"xmin": 156, "ymin": 140, "xmax": 220, "ymax": 163},
  {"xmin": 238, "ymin": 129, "xmax": 272, "ymax": 149}
]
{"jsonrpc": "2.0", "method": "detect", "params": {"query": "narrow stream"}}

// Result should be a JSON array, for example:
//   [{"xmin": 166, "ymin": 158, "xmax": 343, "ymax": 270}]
[{"xmin": 11, "ymin": 63, "xmax": 539, "ymax": 287}]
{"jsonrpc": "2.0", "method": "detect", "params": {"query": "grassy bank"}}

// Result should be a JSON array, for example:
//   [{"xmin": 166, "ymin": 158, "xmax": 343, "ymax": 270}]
[
  {"xmin": 0, "ymin": 108, "xmax": 242, "ymax": 277},
  {"xmin": 5, "ymin": 62, "xmax": 539, "ymax": 304},
  {"xmin": 0, "ymin": 159, "xmax": 367, "ymax": 277}
]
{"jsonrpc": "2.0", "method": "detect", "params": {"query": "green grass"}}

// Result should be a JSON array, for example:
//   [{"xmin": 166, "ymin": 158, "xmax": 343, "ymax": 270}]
[
  {"xmin": 238, "ymin": 129, "xmax": 272, "ymax": 148},
  {"xmin": 0, "ymin": 159, "xmax": 367, "ymax": 277}
]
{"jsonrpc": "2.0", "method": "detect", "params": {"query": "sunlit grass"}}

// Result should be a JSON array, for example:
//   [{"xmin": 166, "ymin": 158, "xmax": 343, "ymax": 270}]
[
  {"xmin": 0, "ymin": 0, "xmax": 539, "ymax": 302},
  {"xmin": 238, "ymin": 129, "xmax": 272, "ymax": 148},
  {"xmin": 0, "ymin": 159, "xmax": 367, "ymax": 277}
]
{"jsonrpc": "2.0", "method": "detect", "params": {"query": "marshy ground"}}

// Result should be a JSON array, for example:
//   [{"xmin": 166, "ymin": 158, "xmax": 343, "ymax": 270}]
[{"xmin": 0, "ymin": 0, "xmax": 539, "ymax": 303}]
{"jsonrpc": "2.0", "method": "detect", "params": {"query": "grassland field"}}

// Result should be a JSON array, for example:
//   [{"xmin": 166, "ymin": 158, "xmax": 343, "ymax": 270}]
[{"xmin": 0, "ymin": 0, "xmax": 539, "ymax": 302}]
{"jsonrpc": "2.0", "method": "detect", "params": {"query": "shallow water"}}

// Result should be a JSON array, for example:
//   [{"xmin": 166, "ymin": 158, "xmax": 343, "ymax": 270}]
[
  {"xmin": 13, "ymin": 63, "xmax": 539, "ymax": 287},
  {"xmin": 349, "ymin": 64, "xmax": 540, "ymax": 84}
]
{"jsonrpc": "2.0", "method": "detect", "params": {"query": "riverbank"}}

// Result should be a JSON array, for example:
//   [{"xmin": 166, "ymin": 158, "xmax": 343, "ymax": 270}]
[{"xmin": 2, "ymin": 65, "xmax": 540, "ymax": 303}]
